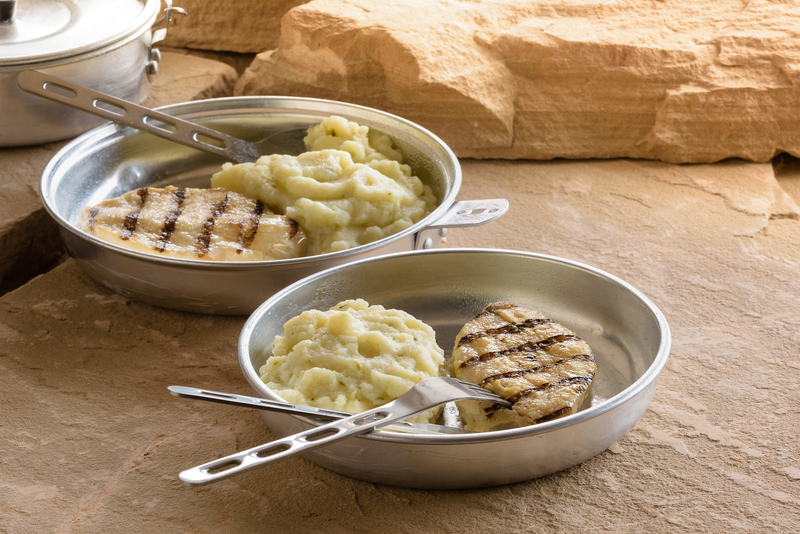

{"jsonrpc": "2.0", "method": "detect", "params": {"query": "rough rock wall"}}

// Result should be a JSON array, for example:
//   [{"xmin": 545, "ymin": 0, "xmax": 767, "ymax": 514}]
[
  {"xmin": 161, "ymin": 0, "xmax": 310, "ymax": 53},
  {"xmin": 234, "ymin": 0, "xmax": 800, "ymax": 164}
]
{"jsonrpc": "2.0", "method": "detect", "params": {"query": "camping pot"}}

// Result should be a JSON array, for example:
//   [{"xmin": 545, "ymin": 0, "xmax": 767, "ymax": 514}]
[{"xmin": 0, "ymin": 0, "xmax": 185, "ymax": 146}]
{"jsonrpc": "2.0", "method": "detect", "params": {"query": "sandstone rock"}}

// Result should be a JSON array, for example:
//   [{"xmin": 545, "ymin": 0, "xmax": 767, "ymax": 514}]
[
  {"xmin": 3, "ymin": 158, "xmax": 800, "ymax": 532},
  {"xmin": 145, "ymin": 51, "xmax": 238, "ymax": 108},
  {"xmin": 160, "ymin": 0, "xmax": 310, "ymax": 53},
  {"xmin": 236, "ymin": 0, "xmax": 800, "ymax": 164},
  {"xmin": 159, "ymin": 46, "xmax": 256, "ymax": 75},
  {"xmin": 0, "ymin": 53, "xmax": 237, "ymax": 296}
]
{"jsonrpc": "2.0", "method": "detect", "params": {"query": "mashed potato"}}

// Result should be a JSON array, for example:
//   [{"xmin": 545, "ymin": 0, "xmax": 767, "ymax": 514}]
[
  {"xmin": 211, "ymin": 116, "xmax": 437, "ymax": 256},
  {"xmin": 303, "ymin": 115, "xmax": 404, "ymax": 164},
  {"xmin": 259, "ymin": 299, "xmax": 445, "ymax": 423}
]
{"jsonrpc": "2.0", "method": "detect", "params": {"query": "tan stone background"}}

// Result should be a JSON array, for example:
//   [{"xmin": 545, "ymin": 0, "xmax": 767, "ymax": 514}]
[
  {"xmin": 2, "ymin": 1, "xmax": 800, "ymax": 532},
  {"xmin": 164, "ymin": 0, "xmax": 800, "ymax": 164}
]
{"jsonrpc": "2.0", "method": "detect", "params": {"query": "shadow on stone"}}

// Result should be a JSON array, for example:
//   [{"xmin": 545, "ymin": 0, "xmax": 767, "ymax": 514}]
[{"xmin": 0, "ymin": 208, "xmax": 68, "ymax": 296}]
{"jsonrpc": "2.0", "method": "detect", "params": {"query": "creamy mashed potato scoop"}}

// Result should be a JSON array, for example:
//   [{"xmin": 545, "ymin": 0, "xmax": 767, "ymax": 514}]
[
  {"xmin": 211, "ymin": 116, "xmax": 437, "ymax": 256},
  {"xmin": 259, "ymin": 299, "xmax": 446, "ymax": 424}
]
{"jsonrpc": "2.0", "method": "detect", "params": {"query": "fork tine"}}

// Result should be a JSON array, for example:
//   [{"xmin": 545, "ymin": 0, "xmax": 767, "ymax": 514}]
[
  {"xmin": 457, "ymin": 378, "xmax": 486, "ymax": 392},
  {"xmin": 456, "ymin": 378, "xmax": 494, "ymax": 394},
  {"xmin": 453, "ymin": 378, "xmax": 512, "ymax": 406}
]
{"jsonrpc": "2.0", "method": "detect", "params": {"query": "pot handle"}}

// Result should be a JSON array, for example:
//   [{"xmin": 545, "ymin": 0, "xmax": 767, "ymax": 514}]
[
  {"xmin": 426, "ymin": 199, "xmax": 509, "ymax": 229},
  {"xmin": 414, "ymin": 199, "xmax": 509, "ymax": 250},
  {"xmin": 147, "ymin": 0, "xmax": 188, "ymax": 77},
  {"xmin": 0, "ymin": 0, "xmax": 17, "ymax": 24},
  {"xmin": 151, "ymin": 0, "xmax": 187, "ymax": 45}
]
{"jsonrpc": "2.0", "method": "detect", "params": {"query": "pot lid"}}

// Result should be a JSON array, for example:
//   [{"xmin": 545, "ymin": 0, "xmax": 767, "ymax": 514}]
[{"xmin": 0, "ymin": 0, "xmax": 159, "ymax": 67}]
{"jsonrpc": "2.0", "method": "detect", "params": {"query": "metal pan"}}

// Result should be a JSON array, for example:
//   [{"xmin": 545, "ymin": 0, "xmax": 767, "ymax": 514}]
[
  {"xmin": 238, "ymin": 248, "xmax": 671, "ymax": 489},
  {"xmin": 40, "ymin": 97, "xmax": 507, "ymax": 314}
]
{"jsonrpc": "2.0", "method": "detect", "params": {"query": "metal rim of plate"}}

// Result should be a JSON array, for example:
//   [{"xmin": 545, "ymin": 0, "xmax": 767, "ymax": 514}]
[{"xmin": 238, "ymin": 247, "xmax": 672, "ymax": 445}]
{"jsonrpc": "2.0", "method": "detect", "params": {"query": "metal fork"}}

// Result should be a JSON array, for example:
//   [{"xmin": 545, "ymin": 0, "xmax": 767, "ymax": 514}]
[
  {"xmin": 179, "ymin": 377, "xmax": 511, "ymax": 487},
  {"xmin": 167, "ymin": 385, "xmax": 470, "ymax": 436},
  {"xmin": 17, "ymin": 70, "xmax": 306, "ymax": 163}
]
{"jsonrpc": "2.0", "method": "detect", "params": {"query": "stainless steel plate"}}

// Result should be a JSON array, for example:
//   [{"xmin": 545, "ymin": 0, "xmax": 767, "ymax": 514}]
[
  {"xmin": 238, "ymin": 248, "xmax": 671, "ymax": 489},
  {"xmin": 39, "ymin": 97, "xmax": 507, "ymax": 314}
]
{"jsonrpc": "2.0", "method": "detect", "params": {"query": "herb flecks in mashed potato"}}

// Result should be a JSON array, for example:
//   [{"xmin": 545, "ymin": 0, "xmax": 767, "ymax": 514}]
[
  {"xmin": 259, "ymin": 299, "xmax": 445, "ymax": 424},
  {"xmin": 211, "ymin": 116, "xmax": 436, "ymax": 256}
]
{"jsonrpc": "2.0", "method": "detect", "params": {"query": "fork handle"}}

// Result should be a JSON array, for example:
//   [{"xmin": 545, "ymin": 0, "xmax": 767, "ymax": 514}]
[
  {"xmin": 168, "ymin": 385, "xmax": 349, "ymax": 420},
  {"xmin": 17, "ymin": 70, "xmax": 261, "ymax": 163},
  {"xmin": 179, "ymin": 385, "xmax": 440, "ymax": 487}
]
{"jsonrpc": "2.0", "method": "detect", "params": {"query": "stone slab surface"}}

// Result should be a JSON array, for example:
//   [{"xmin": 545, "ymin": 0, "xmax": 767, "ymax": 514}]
[
  {"xmin": 0, "ymin": 52, "xmax": 237, "ymax": 296},
  {"xmin": 236, "ymin": 0, "xmax": 800, "ymax": 164},
  {"xmin": 2, "ymin": 158, "xmax": 799, "ymax": 532}
]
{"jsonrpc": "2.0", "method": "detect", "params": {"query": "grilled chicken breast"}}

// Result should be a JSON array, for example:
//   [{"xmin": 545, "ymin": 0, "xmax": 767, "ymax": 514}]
[
  {"xmin": 79, "ymin": 186, "xmax": 307, "ymax": 261},
  {"xmin": 449, "ymin": 302, "xmax": 597, "ymax": 432}
]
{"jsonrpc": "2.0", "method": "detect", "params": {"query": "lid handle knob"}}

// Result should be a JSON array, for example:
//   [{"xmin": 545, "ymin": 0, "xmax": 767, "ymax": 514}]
[{"xmin": 0, "ymin": 0, "xmax": 17, "ymax": 24}]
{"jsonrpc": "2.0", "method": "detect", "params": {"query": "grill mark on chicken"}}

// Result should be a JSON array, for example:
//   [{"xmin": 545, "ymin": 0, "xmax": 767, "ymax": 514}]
[
  {"xmin": 87, "ymin": 207, "xmax": 99, "ymax": 231},
  {"xmin": 457, "ymin": 318, "xmax": 553, "ymax": 347},
  {"xmin": 484, "ymin": 405, "xmax": 574, "ymax": 424},
  {"xmin": 119, "ymin": 187, "xmax": 149, "ymax": 240},
  {"xmin": 287, "ymin": 218, "xmax": 300, "ymax": 240},
  {"xmin": 532, "ymin": 406, "xmax": 573, "ymax": 424},
  {"xmin": 459, "ymin": 333, "xmax": 580, "ymax": 369},
  {"xmin": 237, "ymin": 200, "xmax": 264, "ymax": 253},
  {"xmin": 155, "ymin": 187, "xmax": 187, "ymax": 252},
  {"xmin": 475, "ymin": 302, "xmax": 517, "ymax": 319},
  {"xmin": 482, "ymin": 376, "xmax": 595, "ymax": 418},
  {"xmin": 507, "ymin": 376, "xmax": 594, "ymax": 405},
  {"xmin": 479, "ymin": 353, "xmax": 595, "ymax": 386},
  {"xmin": 196, "ymin": 193, "xmax": 229, "ymax": 256}
]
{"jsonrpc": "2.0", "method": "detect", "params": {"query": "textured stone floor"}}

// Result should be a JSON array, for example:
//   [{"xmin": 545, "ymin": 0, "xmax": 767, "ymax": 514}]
[{"xmin": 1, "ymin": 52, "xmax": 799, "ymax": 534}]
